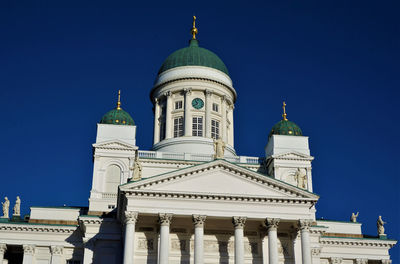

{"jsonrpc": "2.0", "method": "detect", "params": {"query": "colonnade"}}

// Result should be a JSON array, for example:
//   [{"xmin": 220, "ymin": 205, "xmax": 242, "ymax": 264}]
[
  {"xmin": 122, "ymin": 212, "xmax": 313, "ymax": 264},
  {"xmin": 152, "ymin": 90, "xmax": 233, "ymax": 145}
]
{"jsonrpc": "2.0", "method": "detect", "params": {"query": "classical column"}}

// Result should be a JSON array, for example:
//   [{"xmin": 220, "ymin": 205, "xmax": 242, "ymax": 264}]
[
  {"xmin": 260, "ymin": 231, "xmax": 268, "ymax": 264},
  {"xmin": 221, "ymin": 96, "xmax": 227, "ymax": 142},
  {"xmin": 193, "ymin": 215, "xmax": 206, "ymax": 264},
  {"xmin": 22, "ymin": 245, "xmax": 35, "ymax": 264},
  {"xmin": 123, "ymin": 211, "xmax": 139, "ymax": 264},
  {"xmin": 83, "ymin": 239, "xmax": 95, "ymax": 264},
  {"xmin": 232, "ymin": 216, "xmax": 246, "ymax": 264},
  {"xmin": 265, "ymin": 218, "xmax": 280, "ymax": 264},
  {"xmin": 204, "ymin": 90, "xmax": 212, "ymax": 138},
  {"xmin": 153, "ymin": 98, "xmax": 161, "ymax": 144},
  {"xmin": 158, "ymin": 213, "xmax": 172, "ymax": 264},
  {"xmin": 50, "ymin": 246, "xmax": 64, "ymax": 264},
  {"xmin": 164, "ymin": 91, "xmax": 172, "ymax": 139},
  {"xmin": 184, "ymin": 89, "xmax": 192, "ymax": 136},
  {"xmin": 0, "ymin": 244, "xmax": 6, "ymax": 264},
  {"xmin": 299, "ymin": 219, "xmax": 312, "ymax": 264},
  {"xmin": 228, "ymin": 105, "xmax": 234, "ymax": 146}
]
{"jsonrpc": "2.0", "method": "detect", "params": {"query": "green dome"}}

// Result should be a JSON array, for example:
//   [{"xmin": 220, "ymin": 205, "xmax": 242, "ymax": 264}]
[
  {"xmin": 158, "ymin": 39, "xmax": 229, "ymax": 76},
  {"xmin": 100, "ymin": 108, "xmax": 135, "ymax": 126},
  {"xmin": 269, "ymin": 119, "xmax": 303, "ymax": 137}
]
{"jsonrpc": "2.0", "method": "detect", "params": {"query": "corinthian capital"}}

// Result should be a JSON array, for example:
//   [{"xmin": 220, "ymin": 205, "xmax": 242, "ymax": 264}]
[
  {"xmin": 192, "ymin": 215, "xmax": 207, "ymax": 228},
  {"xmin": 232, "ymin": 216, "xmax": 246, "ymax": 229},
  {"xmin": 0, "ymin": 244, "xmax": 6, "ymax": 254},
  {"xmin": 124, "ymin": 211, "xmax": 138, "ymax": 225},
  {"xmin": 164, "ymin": 91, "xmax": 172, "ymax": 97},
  {"xmin": 159, "ymin": 213, "xmax": 173, "ymax": 226},
  {"xmin": 381, "ymin": 260, "xmax": 392, "ymax": 264},
  {"xmin": 299, "ymin": 219, "xmax": 313, "ymax": 231},
  {"xmin": 183, "ymin": 88, "xmax": 192, "ymax": 95},
  {"xmin": 330, "ymin": 257, "xmax": 343, "ymax": 264},
  {"xmin": 204, "ymin": 89, "xmax": 212, "ymax": 96},
  {"xmin": 50, "ymin": 246, "xmax": 64, "ymax": 256},
  {"xmin": 265, "ymin": 218, "xmax": 280, "ymax": 231},
  {"xmin": 23, "ymin": 245, "xmax": 35, "ymax": 255}
]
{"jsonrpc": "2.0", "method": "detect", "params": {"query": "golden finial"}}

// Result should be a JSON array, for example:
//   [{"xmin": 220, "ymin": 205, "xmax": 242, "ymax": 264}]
[
  {"xmin": 282, "ymin": 101, "xmax": 288, "ymax": 121},
  {"xmin": 117, "ymin": 90, "xmax": 121, "ymax": 110},
  {"xmin": 191, "ymin": 15, "xmax": 198, "ymax": 39}
]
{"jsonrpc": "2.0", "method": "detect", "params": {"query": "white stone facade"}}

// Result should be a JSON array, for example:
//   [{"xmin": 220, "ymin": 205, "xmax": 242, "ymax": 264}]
[{"xmin": 0, "ymin": 35, "xmax": 396, "ymax": 264}]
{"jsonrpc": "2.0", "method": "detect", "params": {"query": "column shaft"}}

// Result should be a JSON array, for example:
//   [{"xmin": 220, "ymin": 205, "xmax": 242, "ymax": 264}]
[
  {"xmin": 260, "ymin": 234, "xmax": 268, "ymax": 264},
  {"xmin": 193, "ymin": 215, "xmax": 206, "ymax": 264},
  {"xmin": 299, "ymin": 220, "xmax": 312, "ymax": 264},
  {"xmin": 184, "ymin": 89, "xmax": 192, "ymax": 136},
  {"xmin": 165, "ymin": 92, "xmax": 172, "ymax": 139},
  {"xmin": 266, "ymin": 218, "xmax": 280, "ymax": 264},
  {"xmin": 221, "ymin": 97, "xmax": 227, "ymax": 142},
  {"xmin": 123, "ymin": 212, "xmax": 138, "ymax": 264},
  {"xmin": 82, "ymin": 242, "xmax": 94, "ymax": 264},
  {"xmin": 232, "ymin": 217, "xmax": 246, "ymax": 264},
  {"xmin": 159, "ymin": 214, "xmax": 172, "ymax": 264},
  {"xmin": 0, "ymin": 244, "xmax": 6, "ymax": 264},
  {"xmin": 22, "ymin": 245, "xmax": 35, "ymax": 264},
  {"xmin": 228, "ymin": 106, "xmax": 234, "ymax": 146},
  {"xmin": 205, "ymin": 90, "xmax": 212, "ymax": 138},
  {"xmin": 153, "ymin": 98, "xmax": 161, "ymax": 144}
]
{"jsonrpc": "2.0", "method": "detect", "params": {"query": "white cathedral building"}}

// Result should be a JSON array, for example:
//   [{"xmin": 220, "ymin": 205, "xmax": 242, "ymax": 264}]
[{"xmin": 0, "ymin": 18, "xmax": 396, "ymax": 264}]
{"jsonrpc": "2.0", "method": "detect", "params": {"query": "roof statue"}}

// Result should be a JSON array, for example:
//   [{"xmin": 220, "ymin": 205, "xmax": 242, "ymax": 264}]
[
  {"xmin": 213, "ymin": 137, "xmax": 226, "ymax": 159},
  {"xmin": 351, "ymin": 212, "xmax": 359, "ymax": 223},
  {"xmin": 130, "ymin": 150, "xmax": 143, "ymax": 181},
  {"xmin": 295, "ymin": 168, "xmax": 307, "ymax": 189},
  {"xmin": 13, "ymin": 196, "xmax": 20, "ymax": 216},
  {"xmin": 2, "ymin": 197, "xmax": 9, "ymax": 218},
  {"xmin": 377, "ymin": 215, "xmax": 386, "ymax": 235}
]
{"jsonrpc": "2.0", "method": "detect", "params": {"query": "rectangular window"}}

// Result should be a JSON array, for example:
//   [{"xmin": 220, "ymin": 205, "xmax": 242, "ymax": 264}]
[
  {"xmin": 173, "ymin": 116, "xmax": 184, "ymax": 137},
  {"xmin": 192, "ymin": 116, "xmax": 203, "ymax": 137},
  {"xmin": 175, "ymin": 100, "xmax": 183, "ymax": 110},
  {"xmin": 212, "ymin": 103, "xmax": 219, "ymax": 112},
  {"xmin": 159, "ymin": 120, "xmax": 166, "ymax": 141},
  {"xmin": 211, "ymin": 119, "xmax": 220, "ymax": 139}
]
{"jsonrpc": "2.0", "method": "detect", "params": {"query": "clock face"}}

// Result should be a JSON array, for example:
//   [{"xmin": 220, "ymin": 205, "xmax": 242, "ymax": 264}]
[{"xmin": 192, "ymin": 98, "xmax": 204, "ymax": 109}]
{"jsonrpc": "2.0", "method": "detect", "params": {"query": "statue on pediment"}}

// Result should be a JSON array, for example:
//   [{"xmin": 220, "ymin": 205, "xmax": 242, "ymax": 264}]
[
  {"xmin": 350, "ymin": 212, "xmax": 359, "ymax": 223},
  {"xmin": 13, "ymin": 196, "xmax": 21, "ymax": 216},
  {"xmin": 130, "ymin": 150, "xmax": 142, "ymax": 181},
  {"xmin": 377, "ymin": 215, "xmax": 386, "ymax": 235},
  {"xmin": 213, "ymin": 137, "xmax": 225, "ymax": 159},
  {"xmin": 2, "ymin": 197, "xmax": 9, "ymax": 218},
  {"xmin": 295, "ymin": 168, "xmax": 307, "ymax": 189}
]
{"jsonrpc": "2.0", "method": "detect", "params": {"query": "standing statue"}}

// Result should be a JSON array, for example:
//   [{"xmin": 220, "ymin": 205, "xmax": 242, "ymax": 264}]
[
  {"xmin": 377, "ymin": 215, "xmax": 386, "ymax": 235},
  {"xmin": 213, "ymin": 137, "xmax": 226, "ymax": 159},
  {"xmin": 2, "ymin": 197, "xmax": 10, "ymax": 218},
  {"xmin": 295, "ymin": 168, "xmax": 307, "ymax": 189},
  {"xmin": 350, "ymin": 212, "xmax": 359, "ymax": 223},
  {"xmin": 13, "ymin": 196, "xmax": 21, "ymax": 216},
  {"xmin": 130, "ymin": 150, "xmax": 143, "ymax": 181}
]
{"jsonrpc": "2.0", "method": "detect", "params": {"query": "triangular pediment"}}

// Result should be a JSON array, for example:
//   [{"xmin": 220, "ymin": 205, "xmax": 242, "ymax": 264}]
[
  {"xmin": 93, "ymin": 140, "xmax": 137, "ymax": 151},
  {"xmin": 271, "ymin": 151, "xmax": 314, "ymax": 161},
  {"xmin": 120, "ymin": 159, "xmax": 318, "ymax": 200}
]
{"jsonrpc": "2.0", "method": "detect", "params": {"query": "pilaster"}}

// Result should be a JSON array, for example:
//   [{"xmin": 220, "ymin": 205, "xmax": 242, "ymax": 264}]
[
  {"xmin": 0, "ymin": 244, "xmax": 6, "ymax": 264},
  {"xmin": 50, "ymin": 246, "xmax": 64, "ymax": 264},
  {"xmin": 22, "ymin": 245, "xmax": 35, "ymax": 264}
]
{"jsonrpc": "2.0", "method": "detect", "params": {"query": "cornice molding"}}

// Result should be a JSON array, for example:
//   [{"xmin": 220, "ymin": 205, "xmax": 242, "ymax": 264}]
[
  {"xmin": 0, "ymin": 223, "xmax": 76, "ymax": 234},
  {"xmin": 320, "ymin": 237, "xmax": 397, "ymax": 248}
]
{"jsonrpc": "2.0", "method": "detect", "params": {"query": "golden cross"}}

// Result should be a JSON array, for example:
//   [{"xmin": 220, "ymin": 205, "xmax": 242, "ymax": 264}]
[
  {"xmin": 282, "ymin": 101, "xmax": 287, "ymax": 120},
  {"xmin": 191, "ymin": 16, "xmax": 198, "ymax": 39},
  {"xmin": 117, "ymin": 90, "xmax": 121, "ymax": 110}
]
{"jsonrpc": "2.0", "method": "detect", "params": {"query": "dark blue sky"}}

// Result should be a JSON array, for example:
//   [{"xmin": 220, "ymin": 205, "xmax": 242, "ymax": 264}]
[{"xmin": 1, "ymin": 0, "xmax": 399, "ymax": 259}]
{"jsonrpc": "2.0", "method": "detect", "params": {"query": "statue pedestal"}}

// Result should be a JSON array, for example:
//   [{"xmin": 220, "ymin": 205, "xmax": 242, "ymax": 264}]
[
  {"xmin": 379, "ymin": 234, "xmax": 387, "ymax": 240},
  {"xmin": 11, "ymin": 215, "xmax": 21, "ymax": 221}
]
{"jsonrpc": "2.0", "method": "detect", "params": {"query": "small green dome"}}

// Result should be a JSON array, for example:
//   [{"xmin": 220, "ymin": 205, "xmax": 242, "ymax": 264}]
[
  {"xmin": 269, "ymin": 119, "xmax": 303, "ymax": 137},
  {"xmin": 158, "ymin": 39, "xmax": 229, "ymax": 76},
  {"xmin": 100, "ymin": 108, "xmax": 135, "ymax": 126}
]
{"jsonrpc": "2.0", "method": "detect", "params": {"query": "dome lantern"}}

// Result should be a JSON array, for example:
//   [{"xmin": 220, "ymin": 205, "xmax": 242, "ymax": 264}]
[
  {"xmin": 100, "ymin": 90, "xmax": 135, "ymax": 126},
  {"xmin": 269, "ymin": 102, "xmax": 303, "ymax": 137}
]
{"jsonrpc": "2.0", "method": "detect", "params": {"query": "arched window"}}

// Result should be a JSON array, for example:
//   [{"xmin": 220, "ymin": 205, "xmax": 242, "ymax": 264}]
[{"xmin": 105, "ymin": 165, "xmax": 121, "ymax": 193}]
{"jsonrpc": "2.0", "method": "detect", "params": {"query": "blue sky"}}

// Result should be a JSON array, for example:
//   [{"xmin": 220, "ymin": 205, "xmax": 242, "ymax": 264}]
[{"xmin": 0, "ymin": 0, "xmax": 399, "ymax": 259}]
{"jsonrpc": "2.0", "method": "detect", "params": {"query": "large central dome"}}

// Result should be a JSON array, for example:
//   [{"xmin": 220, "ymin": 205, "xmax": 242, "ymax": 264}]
[{"xmin": 158, "ymin": 39, "xmax": 229, "ymax": 76}]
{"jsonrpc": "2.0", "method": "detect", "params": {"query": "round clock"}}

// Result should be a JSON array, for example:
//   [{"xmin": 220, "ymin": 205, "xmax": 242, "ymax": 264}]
[{"xmin": 192, "ymin": 98, "xmax": 204, "ymax": 109}]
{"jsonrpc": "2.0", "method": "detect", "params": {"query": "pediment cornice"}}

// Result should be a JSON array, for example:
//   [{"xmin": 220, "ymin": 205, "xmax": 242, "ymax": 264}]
[
  {"xmin": 93, "ymin": 140, "xmax": 137, "ymax": 151},
  {"xmin": 270, "ymin": 151, "xmax": 314, "ymax": 161},
  {"xmin": 120, "ymin": 159, "xmax": 319, "ymax": 202}
]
